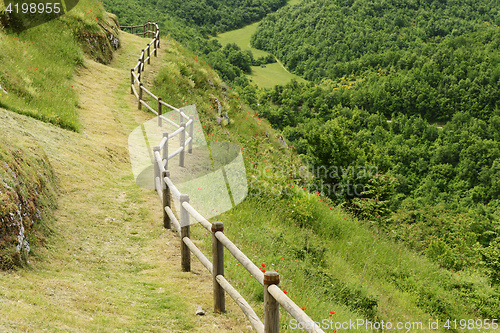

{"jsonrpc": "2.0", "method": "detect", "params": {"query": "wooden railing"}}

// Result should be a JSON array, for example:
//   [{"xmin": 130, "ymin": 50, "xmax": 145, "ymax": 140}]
[{"xmin": 122, "ymin": 22, "xmax": 325, "ymax": 333}]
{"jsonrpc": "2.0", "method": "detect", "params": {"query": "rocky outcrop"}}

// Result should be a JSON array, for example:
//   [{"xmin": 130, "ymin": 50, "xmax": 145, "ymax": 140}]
[{"xmin": 0, "ymin": 138, "xmax": 57, "ymax": 269}]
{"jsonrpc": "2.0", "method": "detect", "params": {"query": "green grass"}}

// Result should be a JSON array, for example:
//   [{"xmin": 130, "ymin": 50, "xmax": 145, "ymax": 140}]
[
  {"xmin": 248, "ymin": 62, "xmax": 306, "ymax": 88},
  {"xmin": 214, "ymin": 22, "xmax": 306, "ymax": 88},
  {"xmin": 215, "ymin": 22, "xmax": 266, "ymax": 57},
  {"xmin": 0, "ymin": 135, "xmax": 57, "ymax": 270},
  {"xmin": 0, "ymin": 0, "xmax": 117, "ymax": 131}
]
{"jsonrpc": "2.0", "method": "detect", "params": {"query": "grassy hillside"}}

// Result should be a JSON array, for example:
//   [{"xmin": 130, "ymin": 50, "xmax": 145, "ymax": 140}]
[
  {"xmin": 221, "ymin": 0, "xmax": 500, "ymax": 305},
  {"xmin": 0, "ymin": 27, "xmax": 253, "ymax": 332},
  {"xmin": 0, "ymin": 0, "xmax": 119, "ymax": 131},
  {"xmin": 0, "ymin": 0, "xmax": 124, "ymax": 269},
  {"xmin": 99, "ymin": 0, "xmax": 286, "ymax": 35},
  {"xmin": 252, "ymin": 0, "xmax": 500, "ymax": 80}
]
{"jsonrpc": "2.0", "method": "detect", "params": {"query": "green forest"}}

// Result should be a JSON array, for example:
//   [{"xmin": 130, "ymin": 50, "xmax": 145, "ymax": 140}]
[
  {"xmin": 237, "ymin": 0, "xmax": 500, "ymax": 288},
  {"xmin": 101, "ymin": 0, "xmax": 286, "ymax": 35},
  {"xmin": 251, "ymin": 0, "xmax": 500, "ymax": 80}
]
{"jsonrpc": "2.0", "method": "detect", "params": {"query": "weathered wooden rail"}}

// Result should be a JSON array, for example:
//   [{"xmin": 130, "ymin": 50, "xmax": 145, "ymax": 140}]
[{"xmin": 121, "ymin": 22, "xmax": 325, "ymax": 333}]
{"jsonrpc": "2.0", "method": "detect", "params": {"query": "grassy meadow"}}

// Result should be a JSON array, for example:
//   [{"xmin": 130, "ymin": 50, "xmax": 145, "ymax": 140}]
[{"xmin": 214, "ymin": 21, "xmax": 306, "ymax": 88}]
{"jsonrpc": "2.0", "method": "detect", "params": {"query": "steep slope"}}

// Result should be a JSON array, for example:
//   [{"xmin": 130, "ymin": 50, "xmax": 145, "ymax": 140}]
[
  {"xmin": 252, "ymin": 0, "xmax": 500, "ymax": 80},
  {"xmin": 146, "ymin": 35, "xmax": 500, "ymax": 330}
]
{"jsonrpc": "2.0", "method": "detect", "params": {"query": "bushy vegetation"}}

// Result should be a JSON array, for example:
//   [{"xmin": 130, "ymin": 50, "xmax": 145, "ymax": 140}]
[
  {"xmin": 239, "ymin": 75, "xmax": 500, "ymax": 289},
  {"xmin": 0, "ymin": 0, "xmax": 119, "ymax": 131}
]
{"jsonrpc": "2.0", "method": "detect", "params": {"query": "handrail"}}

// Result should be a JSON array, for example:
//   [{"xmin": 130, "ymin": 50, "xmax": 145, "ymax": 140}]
[
  {"xmin": 165, "ymin": 206, "xmax": 181, "ymax": 235},
  {"xmin": 159, "ymin": 99, "xmax": 181, "ymax": 112},
  {"xmin": 168, "ymin": 126, "xmax": 184, "ymax": 139},
  {"xmin": 141, "ymin": 85, "xmax": 159, "ymax": 101},
  {"xmin": 183, "ymin": 237, "xmax": 213, "ymax": 274},
  {"xmin": 124, "ymin": 21, "xmax": 325, "ymax": 333},
  {"xmin": 167, "ymin": 146, "xmax": 184, "ymax": 160},
  {"xmin": 181, "ymin": 201, "xmax": 211, "ymax": 231},
  {"xmin": 160, "ymin": 115, "xmax": 180, "ymax": 129},
  {"xmin": 215, "ymin": 231, "xmax": 265, "ymax": 286},
  {"xmin": 164, "ymin": 176, "xmax": 181, "ymax": 199},
  {"xmin": 140, "ymin": 100, "xmax": 158, "ymax": 115},
  {"xmin": 216, "ymin": 275, "xmax": 264, "ymax": 333}
]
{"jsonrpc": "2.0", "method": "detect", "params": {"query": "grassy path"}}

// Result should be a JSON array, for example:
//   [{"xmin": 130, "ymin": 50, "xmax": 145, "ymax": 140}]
[{"xmin": 0, "ymin": 31, "xmax": 249, "ymax": 332}]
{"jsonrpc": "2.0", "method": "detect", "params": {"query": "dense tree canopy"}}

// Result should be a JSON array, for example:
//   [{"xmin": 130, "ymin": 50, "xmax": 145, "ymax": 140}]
[
  {"xmin": 252, "ymin": 0, "xmax": 500, "ymax": 80},
  {"xmin": 101, "ymin": 0, "xmax": 286, "ymax": 35},
  {"xmin": 243, "ymin": 77, "xmax": 500, "ymax": 280}
]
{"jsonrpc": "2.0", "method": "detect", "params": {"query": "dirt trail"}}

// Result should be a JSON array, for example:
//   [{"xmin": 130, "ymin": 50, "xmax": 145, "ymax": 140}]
[{"xmin": 0, "ymin": 31, "xmax": 250, "ymax": 332}]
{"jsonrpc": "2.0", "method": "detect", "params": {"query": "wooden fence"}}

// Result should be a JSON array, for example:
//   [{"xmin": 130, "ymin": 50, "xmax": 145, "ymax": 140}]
[{"xmin": 121, "ymin": 22, "xmax": 325, "ymax": 333}]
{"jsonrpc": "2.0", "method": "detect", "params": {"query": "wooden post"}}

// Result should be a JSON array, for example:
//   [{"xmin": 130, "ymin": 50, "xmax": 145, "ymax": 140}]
[
  {"xmin": 130, "ymin": 69, "xmax": 134, "ymax": 94},
  {"xmin": 154, "ymin": 36, "xmax": 158, "ymax": 57},
  {"xmin": 158, "ymin": 97, "xmax": 163, "ymax": 127},
  {"xmin": 131, "ymin": 26, "xmax": 134, "ymax": 34},
  {"xmin": 140, "ymin": 49, "xmax": 144, "ymax": 72},
  {"xmin": 162, "ymin": 170, "xmax": 171, "ymax": 229},
  {"xmin": 180, "ymin": 194, "xmax": 190, "ymax": 272},
  {"xmin": 153, "ymin": 146, "xmax": 160, "ymax": 189},
  {"xmin": 264, "ymin": 271, "xmax": 280, "ymax": 333},
  {"xmin": 137, "ymin": 58, "xmax": 141, "ymax": 81},
  {"xmin": 163, "ymin": 132, "xmax": 169, "ymax": 170},
  {"xmin": 138, "ymin": 83, "xmax": 143, "ymax": 110},
  {"xmin": 147, "ymin": 45, "xmax": 150, "ymax": 64},
  {"xmin": 188, "ymin": 115, "xmax": 194, "ymax": 154},
  {"xmin": 212, "ymin": 221, "xmax": 225, "ymax": 313},
  {"xmin": 179, "ymin": 122, "xmax": 186, "ymax": 167}
]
